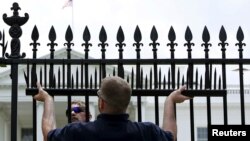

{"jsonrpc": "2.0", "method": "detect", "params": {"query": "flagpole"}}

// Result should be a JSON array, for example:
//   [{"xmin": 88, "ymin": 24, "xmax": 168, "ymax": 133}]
[
  {"xmin": 62, "ymin": 0, "xmax": 74, "ymax": 38},
  {"xmin": 71, "ymin": 0, "xmax": 74, "ymax": 38}
]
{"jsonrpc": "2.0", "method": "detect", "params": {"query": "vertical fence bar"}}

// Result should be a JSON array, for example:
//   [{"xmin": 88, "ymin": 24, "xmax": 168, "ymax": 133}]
[
  {"xmin": 3, "ymin": 3, "xmax": 28, "ymax": 141},
  {"xmin": 82, "ymin": 26, "xmax": 92, "ymax": 89},
  {"xmin": 116, "ymin": 26, "xmax": 125, "ymax": 79},
  {"xmin": 30, "ymin": 25, "xmax": 40, "ymax": 141},
  {"xmin": 65, "ymin": 25, "xmax": 74, "ymax": 123},
  {"xmin": 184, "ymin": 26, "xmax": 195, "ymax": 141},
  {"xmin": 167, "ymin": 26, "xmax": 179, "ymax": 133},
  {"xmin": 99, "ymin": 26, "xmax": 108, "ymax": 80},
  {"xmin": 218, "ymin": 26, "xmax": 228, "ymax": 125},
  {"xmin": 201, "ymin": 26, "xmax": 212, "ymax": 126},
  {"xmin": 82, "ymin": 26, "xmax": 92, "ymax": 122},
  {"xmin": 48, "ymin": 26, "xmax": 57, "ymax": 88},
  {"xmin": 133, "ymin": 26, "xmax": 143, "ymax": 122},
  {"xmin": 236, "ymin": 26, "xmax": 246, "ymax": 125},
  {"xmin": 149, "ymin": 26, "xmax": 160, "ymax": 125},
  {"xmin": 11, "ymin": 65, "xmax": 19, "ymax": 141}
]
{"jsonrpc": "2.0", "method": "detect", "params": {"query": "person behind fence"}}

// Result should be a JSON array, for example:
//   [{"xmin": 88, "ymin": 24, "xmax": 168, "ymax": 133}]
[
  {"xmin": 66, "ymin": 100, "xmax": 92, "ymax": 122},
  {"xmin": 34, "ymin": 76, "xmax": 192, "ymax": 141}
]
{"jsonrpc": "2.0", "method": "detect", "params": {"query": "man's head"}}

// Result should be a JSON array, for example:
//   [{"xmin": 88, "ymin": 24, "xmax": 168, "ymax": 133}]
[
  {"xmin": 66, "ymin": 100, "xmax": 92, "ymax": 122},
  {"xmin": 98, "ymin": 76, "xmax": 132, "ymax": 114}
]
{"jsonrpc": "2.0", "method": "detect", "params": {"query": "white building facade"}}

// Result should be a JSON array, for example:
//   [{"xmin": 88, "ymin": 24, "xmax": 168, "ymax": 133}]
[{"xmin": 0, "ymin": 49, "xmax": 249, "ymax": 141}]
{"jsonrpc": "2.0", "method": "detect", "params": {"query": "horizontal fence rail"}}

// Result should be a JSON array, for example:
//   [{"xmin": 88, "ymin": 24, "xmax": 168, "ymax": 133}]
[{"xmin": 0, "ymin": 2, "xmax": 249, "ymax": 141}]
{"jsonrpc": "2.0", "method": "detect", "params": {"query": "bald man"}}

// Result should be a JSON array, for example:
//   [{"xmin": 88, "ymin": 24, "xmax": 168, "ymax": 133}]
[{"xmin": 34, "ymin": 76, "xmax": 192, "ymax": 141}]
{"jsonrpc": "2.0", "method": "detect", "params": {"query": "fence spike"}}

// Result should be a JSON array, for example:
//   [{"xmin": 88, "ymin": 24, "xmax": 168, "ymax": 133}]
[
  {"xmin": 48, "ymin": 26, "xmax": 57, "ymax": 42},
  {"xmin": 195, "ymin": 68, "xmax": 198, "ymax": 89},
  {"xmin": 167, "ymin": 26, "xmax": 178, "ymax": 58},
  {"xmin": 150, "ymin": 68, "xmax": 152, "ymax": 89},
  {"xmin": 117, "ymin": 26, "xmax": 125, "ymax": 43},
  {"xmin": 140, "ymin": 68, "xmax": 143, "ymax": 88},
  {"xmin": 235, "ymin": 26, "xmax": 246, "ymax": 60},
  {"xmin": 214, "ymin": 68, "xmax": 217, "ymax": 89},
  {"xmin": 202, "ymin": 26, "xmax": 210, "ymax": 42},
  {"xmin": 118, "ymin": 64, "xmax": 124, "ymax": 78},
  {"xmin": 30, "ymin": 26, "xmax": 40, "ymax": 59},
  {"xmin": 65, "ymin": 25, "xmax": 73, "ymax": 42},
  {"xmin": 219, "ymin": 76, "xmax": 221, "ymax": 89},
  {"xmin": 177, "ymin": 68, "xmax": 180, "ymax": 88},
  {"xmin": 58, "ymin": 68, "xmax": 61, "ymax": 88},
  {"xmin": 131, "ymin": 68, "xmax": 134, "ymax": 89},
  {"xmin": 134, "ymin": 25, "xmax": 142, "ymax": 42},
  {"xmin": 24, "ymin": 71, "xmax": 28, "ymax": 87},
  {"xmin": 90, "ymin": 75, "xmax": 93, "ymax": 89},
  {"xmin": 200, "ymin": 76, "xmax": 203, "ymax": 89},
  {"xmin": 126, "ymin": 75, "xmax": 130, "ymax": 84},
  {"xmin": 168, "ymin": 26, "xmax": 176, "ymax": 42},
  {"xmin": 98, "ymin": 26, "xmax": 108, "ymax": 59},
  {"xmin": 159, "ymin": 68, "xmax": 161, "ymax": 89},
  {"xmin": 53, "ymin": 74, "xmax": 56, "ymax": 88},
  {"xmin": 116, "ymin": 26, "xmax": 126, "ymax": 59},
  {"xmin": 40, "ymin": 67, "xmax": 43, "ymax": 86},
  {"xmin": 62, "ymin": 61, "xmax": 65, "ymax": 88},
  {"xmin": 182, "ymin": 75, "xmax": 185, "ymax": 86},
  {"xmin": 185, "ymin": 26, "xmax": 193, "ymax": 42},
  {"xmin": 113, "ymin": 67, "xmax": 116, "ymax": 76},
  {"xmin": 31, "ymin": 25, "xmax": 39, "ymax": 42},
  {"xmin": 184, "ymin": 26, "xmax": 195, "ymax": 59},
  {"xmin": 168, "ymin": 68, "xmax": 171, "ymax": 89},
  {"xmin": 83, "ymin": 26, "xmax": 91, "ymax": 42},
  {"xmin": 186, "ymin": 67, "xmax": 189, "ymax": 88},
  {"xmin": 163, "ymin": 75, "xmax": 166, "ymax": 89},
  {"xmin": 80, "ymin": 63, "xmax": 83, "ymax": 88},
  {"xmin": 82, "ymin": 26, "xmax": 92, "ymax": 59},
  {"xmin": 76, "ymin": 67, "xmax": 79, "ymax": 88},
  {"xmin": 218, "ymin": 26, "xmax": 229, "ymax": 59},
  {"xmin": 47, "ymin": 26, "xmax": 58, "ymax": 59},
  {"xmin": 236, "ymin": 26, "xmax": 244, "ymax": 42},
  {"xmin": 219, "ymin": 26, "xmax": 227, "ymax": 42},
  {"xmin": 95, "ymin": 68, "xmax": 97, "ymax": 89},
  {"xmin": 202, "ymin": 26, "xmax": 211, "ymax": 58},
  {"xmin": 99, "ymin": 26, "xmax": 107, "ymax": 43},
  {"xmin": 150, "ymin": 25, "xmax": 158, "ymax": 42},
  {"xmin": 145, "ymin": 75, "xmax": 148, "ymax": 89},
  {"xmin": 71, "ymin": 75, "xmax": 74, "ymax": 88}
]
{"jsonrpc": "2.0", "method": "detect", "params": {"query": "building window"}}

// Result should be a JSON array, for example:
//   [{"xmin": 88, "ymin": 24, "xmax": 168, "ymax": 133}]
[
  {"xmin": 21, "ymin": 128, "xmax": 33, "ymax": 141},
  {"xmin": 197, "ymin": 127, "xmax": 207, "ymax": 141}
]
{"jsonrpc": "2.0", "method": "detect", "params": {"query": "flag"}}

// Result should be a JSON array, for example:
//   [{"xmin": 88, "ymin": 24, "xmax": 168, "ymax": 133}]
[{"xmin": 62, "ymin": 0, "xmax": 72, "ymax": 9}]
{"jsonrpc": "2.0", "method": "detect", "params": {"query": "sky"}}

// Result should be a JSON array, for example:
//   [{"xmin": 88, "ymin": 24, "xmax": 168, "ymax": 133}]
[{"xmin": 1, "ymin": 0, "xmax": 250, "ymax": 84}]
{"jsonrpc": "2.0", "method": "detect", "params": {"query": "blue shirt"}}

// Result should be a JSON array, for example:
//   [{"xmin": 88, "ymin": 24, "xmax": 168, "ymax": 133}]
[{"xmin": 48, "ymin": 114, "xmax": 173, "ymax": 141}]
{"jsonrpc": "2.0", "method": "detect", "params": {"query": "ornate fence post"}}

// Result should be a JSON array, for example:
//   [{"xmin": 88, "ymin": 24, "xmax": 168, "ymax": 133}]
[{"xmin": 2, "ymin": 2, "xmax": 29, "ymax": 141}]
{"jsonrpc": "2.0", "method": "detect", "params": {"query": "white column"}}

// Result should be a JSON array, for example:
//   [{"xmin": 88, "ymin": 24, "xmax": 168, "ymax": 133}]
[
  {"xmin": 141, "ymin": 102, "xmax": 146, "ymax": 121},
  {"xmin": 36, "ymin": 102, "xmax": 43, "ymax": 141},
  {"xmin": 4, "ymin": 118, "xmax": 10, "ymax": 141},
  {"xmin": 0, "ymin": 106, "xmax": 11, "ymax": 141},
  {"xmin": 89, "ymin": 102, "xmax": 95, "ymax": 121}
]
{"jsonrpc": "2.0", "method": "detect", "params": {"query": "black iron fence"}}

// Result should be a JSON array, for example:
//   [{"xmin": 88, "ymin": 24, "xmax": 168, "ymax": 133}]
[{"xmin": 0, "ymin": 2, "xmax": 249, "ymax": 141}]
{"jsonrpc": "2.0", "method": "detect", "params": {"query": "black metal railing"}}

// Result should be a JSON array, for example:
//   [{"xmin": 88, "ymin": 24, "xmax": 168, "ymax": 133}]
[{"xmin": 0, "ymin": 2, "xmax": 248, "ymax": 141}]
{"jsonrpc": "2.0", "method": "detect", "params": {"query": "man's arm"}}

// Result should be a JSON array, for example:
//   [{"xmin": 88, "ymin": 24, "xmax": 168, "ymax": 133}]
[
  {"xmin": 162, "ymin": 86, "xmax": 192, "ymax": 141},
  {"xmin": 34, "ymin": 82, "xmax": 56, "ymax": 141}
]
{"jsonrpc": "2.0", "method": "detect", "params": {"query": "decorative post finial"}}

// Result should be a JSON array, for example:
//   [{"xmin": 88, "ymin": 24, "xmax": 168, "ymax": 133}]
[{"xmin": 3, "ymin": 2, "xmax": 29, "ymax": 58}]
